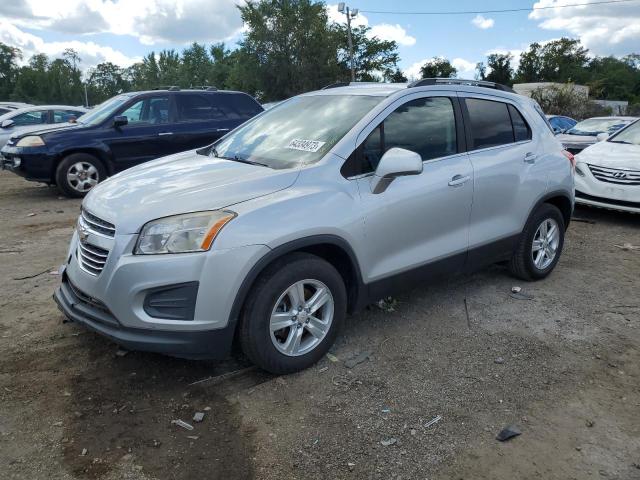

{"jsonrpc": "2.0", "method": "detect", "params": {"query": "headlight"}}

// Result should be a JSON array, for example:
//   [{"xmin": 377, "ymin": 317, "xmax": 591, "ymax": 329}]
[
  {"xmin": 135, "ymin": 210, "xmax": 236, "ymax": 254},
  {"xmin": 16, "ymin": 135, "xmax": 45, "ymax": 147}
]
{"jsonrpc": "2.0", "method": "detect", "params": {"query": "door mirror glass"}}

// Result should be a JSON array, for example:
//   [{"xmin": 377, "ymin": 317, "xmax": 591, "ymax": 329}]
[
  {"xmin": 596, "ymin": 132, "xmax": 608, "ymax": 142},
  {"xmin": 113, "ymin": 115, "xmax": 128, "ymax": 128},
  {"xmin": 1, "ymin": 119, "xmax": 14, "ymax": 128},
  {"xmin": 371, "ymin": 147, "xmax": 422, "ymax": 194}
]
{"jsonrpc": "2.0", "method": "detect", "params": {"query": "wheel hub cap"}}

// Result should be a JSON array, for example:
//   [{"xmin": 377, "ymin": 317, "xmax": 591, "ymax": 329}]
[{"xmin": 531, "ymin": 218, "xmax": 560, "ymax": 270}]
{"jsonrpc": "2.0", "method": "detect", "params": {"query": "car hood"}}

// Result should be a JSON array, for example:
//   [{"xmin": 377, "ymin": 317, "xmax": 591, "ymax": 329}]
[
  {"xmin": 7, "ymin": 122, "xmax": 81, "ymax": 142},
  {"xmin": 576, "ymin": 141, "xmax": 640, "ymax": 170},
  {"xmin": 556, "ymin": 133, "xmax": 596, "ymax": 146},
  {"xmin": 83, "ymin": 150, "xmax": 300, "ymax": 233}
]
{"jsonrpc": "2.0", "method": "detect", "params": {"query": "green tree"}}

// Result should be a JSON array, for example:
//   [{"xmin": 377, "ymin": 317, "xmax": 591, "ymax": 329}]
[
  {"xmin": 86, "ymin": 62, "xmax": 127, "ymax": 103},
  {"xmin": 515, "ymin": 38, "xmax": 589, "ymax": 84},
  {"xmin": 181, "ymin": 43, "xmax": 211, "ymax": 87},
  {"xmin": 419, "ymin": 57, "xmax": 457, "ymax": 79},
  {"xmin": 12, "ymin": 54, "xmax": 49, "ymax": 103},
  {"xmin": 485, "ymin": 53, "xmax": 513, "ymax": 86},
  {"xmin": 0, "ymin": 43, "xmax": 21, "ymax": 99},
  {"xmin": 515, "ymin": 42, "xmax": 542, "ymax": 83},
  {"xmin": 158, "ymin": 49, "xmax": 182, "ymax": 86}
]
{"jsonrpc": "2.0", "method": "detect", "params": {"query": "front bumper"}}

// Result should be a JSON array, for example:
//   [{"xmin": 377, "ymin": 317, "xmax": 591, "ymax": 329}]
[
  {"xmin": 57, "ymin": 228, "xmax": 270, "ymax": 359},
  {"xmin": 54, "ymin": 275, "xmax": 235, "ymax": 359},
  {"xmin": 0, "ymin": 145, "xmax": 55, "ymax": 182},
  {"xmin": 574, "ymin": 161, "xmax": 640, "ymax": 214}
]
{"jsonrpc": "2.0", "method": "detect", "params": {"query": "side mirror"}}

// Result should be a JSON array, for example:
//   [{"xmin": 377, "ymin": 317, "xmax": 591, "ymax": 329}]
[
  {"xmin": 113, "ymin": 115, "xmax": 128, "ymax": 128},
  {"xmin": 370, "ymin": 147, "xmax": 423, "ymax": 194},
  {"xmin": 596, "ymin": 132, "xmax": 608, "ymax": 142},
  {"xmin": 1, "ymin": 119, "xmax": 14, "ymax": 128}
]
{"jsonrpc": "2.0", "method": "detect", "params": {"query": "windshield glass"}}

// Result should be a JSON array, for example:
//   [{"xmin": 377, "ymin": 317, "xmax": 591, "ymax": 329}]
[
  {"xmin": 213, "ymin": 94, "xmax": 383, "ymax": 169},
  {"xmin": 609, "ymin": 120, "xmax": 640, "ymax": 145},
  {"xmin": 76, "ymin": 95, "xmax": 130, "ymax": 126},
  {"xmin": 565, "ymin": 118, "xmax": 633, "ymax": 136}
]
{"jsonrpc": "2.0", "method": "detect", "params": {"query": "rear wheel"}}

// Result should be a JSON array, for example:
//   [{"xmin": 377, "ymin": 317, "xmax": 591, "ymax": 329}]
[
  {"xmin": 239, "ymin": 253, "xmax": 346, "ymax": 374},
  {"xmin": 509, "ymin": 203, "xmax": 565, "ymax": 281},
  {"xmin": 55, "ymin": 153, "xmax": 106, "ymax": 198}
]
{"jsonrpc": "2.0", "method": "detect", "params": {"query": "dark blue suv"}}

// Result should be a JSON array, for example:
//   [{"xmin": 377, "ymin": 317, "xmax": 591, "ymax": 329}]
[{"xmin": 0, "ymin": 88, "xmax": 263, "ymax": 197}]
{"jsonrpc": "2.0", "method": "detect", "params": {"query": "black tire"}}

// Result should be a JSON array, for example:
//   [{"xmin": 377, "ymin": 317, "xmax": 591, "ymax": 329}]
[
  {"xmin": 509, "ymin": 203, "xmax": 565, "ymax": 281},
  {"xmin": 55, "ymin": 153, "xmax": 106, "ymax": 198},
  {"xmin": 239, "ymin": 252, "xmax": 347, "ymax": 374}
]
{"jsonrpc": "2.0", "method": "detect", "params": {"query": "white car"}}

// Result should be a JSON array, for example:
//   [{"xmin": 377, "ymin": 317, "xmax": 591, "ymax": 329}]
[
  {"xmin": 574, "ymin": 119, "xmax": 640, "ymax": 214},
  {"xmin": 0, "ymin": 105, "xmax": 87, "ymax": 148},
  {"xmin": 557, "ymin": 116, "xmax": 637, "ymax": 155}
]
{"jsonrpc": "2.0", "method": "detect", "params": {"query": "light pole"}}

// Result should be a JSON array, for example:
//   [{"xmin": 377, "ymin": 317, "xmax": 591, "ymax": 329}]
[{"xmin": 338, "ymin": 3, "xmax": 358, "ymax": 82}]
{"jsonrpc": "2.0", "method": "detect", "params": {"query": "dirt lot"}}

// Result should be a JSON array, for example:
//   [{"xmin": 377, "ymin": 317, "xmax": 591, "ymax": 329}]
[{"xmin": 0, "ymin": 171, "xmax": 639, "ymax": 480}]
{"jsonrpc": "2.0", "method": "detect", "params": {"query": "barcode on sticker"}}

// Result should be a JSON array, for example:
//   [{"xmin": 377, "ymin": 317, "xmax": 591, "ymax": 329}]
[{"xmin": 286, "ymin": 138, "xmax": 326, "ymax": 153}]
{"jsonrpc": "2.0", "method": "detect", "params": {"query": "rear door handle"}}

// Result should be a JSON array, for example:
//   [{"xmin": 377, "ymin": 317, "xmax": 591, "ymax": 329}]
[
  {"xmin": 158, "ymin": 132, "xmax": 173, "ymax": 136},
  {"xmin": 448, "ymin": 174, "xmax": 471, "ymax": 187},
  {"xmin": 524, "ymin": 152, "xmax": 537, "ymax": 163}
]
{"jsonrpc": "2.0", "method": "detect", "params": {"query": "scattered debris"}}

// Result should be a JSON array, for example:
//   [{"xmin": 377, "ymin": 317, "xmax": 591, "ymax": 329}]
[
  {"xmin": 614, "ymin": 243, "xmax": 640, "ymax": 251},
  {"xmin": 204, "ymin": 406, "xmax": 211, "ymax": 411},
  {"xmin": 494, "ymin": 357, "xmax": 505, "ymax": 364},
  {"xmin": 424, "ymin": 415, "xmax": 442, "ymax": 428},
  {"xmin": 171, "ymin": 419, "xmax": 194, "ymax": 431},
  {"xmin": 496, "ymin": 425, "xmax": 521, "ymax": 442},
  {"xmin": 188, "ymin": 365, "xmax": 256, "ymax": 386},
  {"xmin": 344, "ymin": 350, "xmax": 371, "ymax": 369},
  {"xmin": 586, "ymin": 419, "xmax": 595, "ymax": 428},
  {"xmin": 186, "ymin": 435, "xmax": 199, "ymax": 440},
  {"xmin": 27, "ymin": 213, "xmax": 36, "ymax": 217},
  {"xmin": 375, "ymin": 296, "xmax": 398, "ymax": 312},
  {"xmin": 52, "ymin": 421, "xmax": 63, "ymax": 427},
  {"xmin": 318, "ymin": 366, "xmax": 328, "ymax": 373},
  {"xmin": 347, "ymin": 462, "xmax": 355, "ymax": 470},
  {"xmin": 325, "ymin": 353, "xmax": 339, "ymax": 363},
  {"xmin": 12, "ymin": 268, "xmax": 52, "ymax": 281},
  {"xmin": 410, "ymin": 429, "xmax": 416, "ymax": 436},
  {"xmin": 81, "ymin": 448, "xmax": 88, "ymax": 456},
  {"xmin": 511, "ymin": 286, "xmax": 522, "ymax": 293},
  {"xmin": 115, "ymin": 348, "xmax": 129, "ymax": 357},
  {"xmin": 193, "ymin": 412, "xmax": 205, "ymax": 423},
  {"xmin": 49, "ymin": 270, "xmax": 59, "ymax": 275},
  {"xmin": 381, "ymin": 407, "xmax": 391, "ymax": 414},
  {"xmin": 510, "ymin": 291, "xmax": 534, "ymax": 301},
  {"xmin": 380, "ymin": 438, "xmax": 397, "ymax": 446}
]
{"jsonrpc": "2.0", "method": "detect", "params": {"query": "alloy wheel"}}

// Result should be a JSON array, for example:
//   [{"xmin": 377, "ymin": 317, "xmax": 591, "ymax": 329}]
[
  {"xmin": 531, "ymin": 218, "xmax": 560, "ymax": 270},
  {"xmin": 67, "ymin": 162, "xmax": 99, "ymax": 193}
]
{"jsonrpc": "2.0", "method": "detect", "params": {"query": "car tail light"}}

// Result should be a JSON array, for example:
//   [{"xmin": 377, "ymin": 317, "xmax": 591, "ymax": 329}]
[{"xmin": 562, "ymin": 150, "xmax": 576, "ymax": 170}]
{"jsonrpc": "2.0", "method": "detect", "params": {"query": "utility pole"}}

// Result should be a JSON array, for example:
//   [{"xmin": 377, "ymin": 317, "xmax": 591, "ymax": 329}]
[
  {"xmin": 84, "ymin": 84, "xmax": 89, "ymax": 107},
  {"xmin": 338, "ymin": 3, "xmax": 358, "ymax": 82}
]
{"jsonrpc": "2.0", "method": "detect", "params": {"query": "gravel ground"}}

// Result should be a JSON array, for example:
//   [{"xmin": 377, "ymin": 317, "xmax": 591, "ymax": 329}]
[{"xmin": 0, "ymin": 171, "xmax": 639, "ymax": 480}]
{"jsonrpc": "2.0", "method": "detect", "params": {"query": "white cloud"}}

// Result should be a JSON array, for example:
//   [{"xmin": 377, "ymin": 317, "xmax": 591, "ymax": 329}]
[
  {"xmin": 403, "ymin": 56, "xmax": 477, "ymax": 81},
  {"xmin": 471, "ymin": 14, "xmax": 495, "ymax": 29},
  {"xmin": 0, "ymin": 20, "xmax": 139, "ymax": 72},
  {"xmin": 326, "ymin": 4, "xmax": 416, "ymax": 46},
  {"xmin": 1, "ymin": 0, "xmax": 245, "ymax": 45},
  {"xmin": 529, "ymin": 0, "xmax": 640, "ymax": 56}
]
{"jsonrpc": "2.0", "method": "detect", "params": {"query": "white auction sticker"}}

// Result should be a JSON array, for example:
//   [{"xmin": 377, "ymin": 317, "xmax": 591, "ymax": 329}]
[{"xmin": 286, "ymin": 138, "xmax": 326, "ymax": 153}]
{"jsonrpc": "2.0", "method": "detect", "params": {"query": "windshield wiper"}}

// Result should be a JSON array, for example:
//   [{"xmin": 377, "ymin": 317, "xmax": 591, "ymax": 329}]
[
  {"xmin": 212, "ymin": 148, "xmax": 269, "ymax": 168},
  {"xmin": 609, "ymin": 140, "xmax": 632, "ymax": 144}
]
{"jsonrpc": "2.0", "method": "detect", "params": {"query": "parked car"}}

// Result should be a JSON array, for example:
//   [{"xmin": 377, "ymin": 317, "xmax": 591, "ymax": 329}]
[
  {"xmin": 0, "ymin": 102, "xmax": 33, "ymax": 115},
  {"xmin": 0, "ymin": 105, "xmax": 88, "ymax": 148},
  {"xmin": 574, "ymin": 119, "xmax": 640, "ymax": 213},
  {"xmin": 53, "ymin": 79, "xmax": 574, "ymax": 374},
  {"xmin": 557, "ymin": 116, "xmax": 637, "ymax": 154},
  {"xmin": 0, "ymin": 88, "xmax": 263, "ymax": 197},
  {"xmin": 546, "ymin": 114, "xmax": 577, "ymax": 134}
]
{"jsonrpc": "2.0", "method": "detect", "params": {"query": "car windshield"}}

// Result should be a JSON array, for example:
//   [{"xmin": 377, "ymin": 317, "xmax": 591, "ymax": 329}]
[
  {"xmin": 212, "ymin": 94, "xmax": 383, "ymax": 169},
  {"xmin": 608, "ymin": 120, "xmax": 640, "ymax": 145},
  {"xmin": 76, "ymin": 95, "xmax": 130, "ymax": 126},
  {"xmin": 565, "ymin": 118, "xmax": 633, "ymax": 136}
]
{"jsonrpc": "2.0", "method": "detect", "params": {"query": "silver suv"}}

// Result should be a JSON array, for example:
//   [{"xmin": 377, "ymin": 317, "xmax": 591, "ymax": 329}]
[{"xmin": 54, "ymin": 79, "xmax": 575, "ymax": 374}]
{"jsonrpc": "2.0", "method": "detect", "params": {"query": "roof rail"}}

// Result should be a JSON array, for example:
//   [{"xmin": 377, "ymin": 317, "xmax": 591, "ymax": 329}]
[
  {"xmin": 407, "ymin": 78, "xmax": 515, "ymax": 93},
  {"xmin": 322, "ymin": 81, "xmax": 350, "ymax": 90},
  {"xmin": 191, "ymin": 85, "xmax": 218, "ymax": 91}
]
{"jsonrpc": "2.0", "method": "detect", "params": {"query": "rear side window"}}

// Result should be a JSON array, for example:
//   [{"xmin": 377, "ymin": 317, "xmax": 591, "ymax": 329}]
[
  {"xmin": 215, "ymin": 93, "xmax": 263, "ymax": 119},
  {"xmin": 342, "ymin": 96, "xmax": 457, "ymax": 177},
  {"xmin": 508, "ymin": 104, "xmax": 531, "ymax": 142},
  {"xmin": 12, "ymin": 110, "xmax": 48, "ymax": 126},
  {"xmin": 465, "ymin": 98, "xmax": 514, "ymax": 150},
  {"xmin": 176, "ymin": 94, "xmax": 225, "ymax": 121}
]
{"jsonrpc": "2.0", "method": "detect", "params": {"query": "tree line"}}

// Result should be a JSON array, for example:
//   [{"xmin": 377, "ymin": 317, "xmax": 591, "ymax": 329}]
[{"xmin": 0, "ymin": 0, "xmax": 639, "ymax": 110}]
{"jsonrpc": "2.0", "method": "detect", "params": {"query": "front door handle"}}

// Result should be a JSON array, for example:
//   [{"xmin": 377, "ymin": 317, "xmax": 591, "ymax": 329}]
[
  {"xmin": 524, "ymin": 152, "xmax": 537, "ymax": 163},
  {"xmin": 448, "ymin": 174, "xmax": 471, "ymax": 187},
  {"xmin": 158, "ymin": 132, "xmax": 173, "ymax": 136}
]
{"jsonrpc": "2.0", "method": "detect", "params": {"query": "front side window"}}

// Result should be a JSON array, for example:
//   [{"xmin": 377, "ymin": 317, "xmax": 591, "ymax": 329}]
[
  {"xmin": 213, "ymin": 94, "xmax": 383, "ymax": 169},
  {"xmin": 120, "ymin": 96, "xmax": 170, "ymax": 124},
  {"xmin": 465, "ymin": 98, "xmax": 514, "ymax": 150},
  {"xmin": 343, "ymin": 97, "xmax": 458, "ymax": 176},
  {"xmin": 12, "ymin": 110, "xmax": 48, "ymax": 126},
  {"xmin": 608, "ymin": 120, "xmax": 640, "ymax": 145}
]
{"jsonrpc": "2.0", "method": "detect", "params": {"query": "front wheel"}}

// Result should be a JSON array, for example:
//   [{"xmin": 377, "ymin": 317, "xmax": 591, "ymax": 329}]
[
  {"xmin": 55, "ymin": 153, "xmax": 106, "ymax": 198},
  {"xmin": 239, "ymin": 253, "xmax": 346, "ymax": 374},
  {"xmin": 509, "ymin": 203, "xmax": 565, "ymax": 281}
]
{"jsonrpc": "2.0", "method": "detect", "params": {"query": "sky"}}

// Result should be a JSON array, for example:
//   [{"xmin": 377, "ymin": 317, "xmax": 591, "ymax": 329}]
[{"xmin": 1, "ymin": 0, "xmax": 639, "ymax": 80}]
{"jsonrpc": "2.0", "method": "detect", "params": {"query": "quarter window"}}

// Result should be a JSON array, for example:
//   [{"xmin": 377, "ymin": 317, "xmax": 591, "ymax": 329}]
[
  {"xmin": 176, "ymin": 94, "xmax": 225, "ymax": 121},
  {"xmin": 343, "ymin": 97, "xmax": 457, "ymax": 176},
  {"xmin": 508, "ymin": 104, "xmax": 531, "ymax": 142}
]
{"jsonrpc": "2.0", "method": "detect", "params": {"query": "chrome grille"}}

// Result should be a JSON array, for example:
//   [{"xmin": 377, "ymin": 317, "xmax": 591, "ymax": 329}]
[
  {"xmin": 77, "ymin": 241, "xmax": 109, "ymax": 276},
  {"xmin": 81, "ymin": 209, "xmax": 115, "ymax": 237},
  {"xmin": 588, "ymin": 164, "xmax": 640, "ymax": 185}
]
